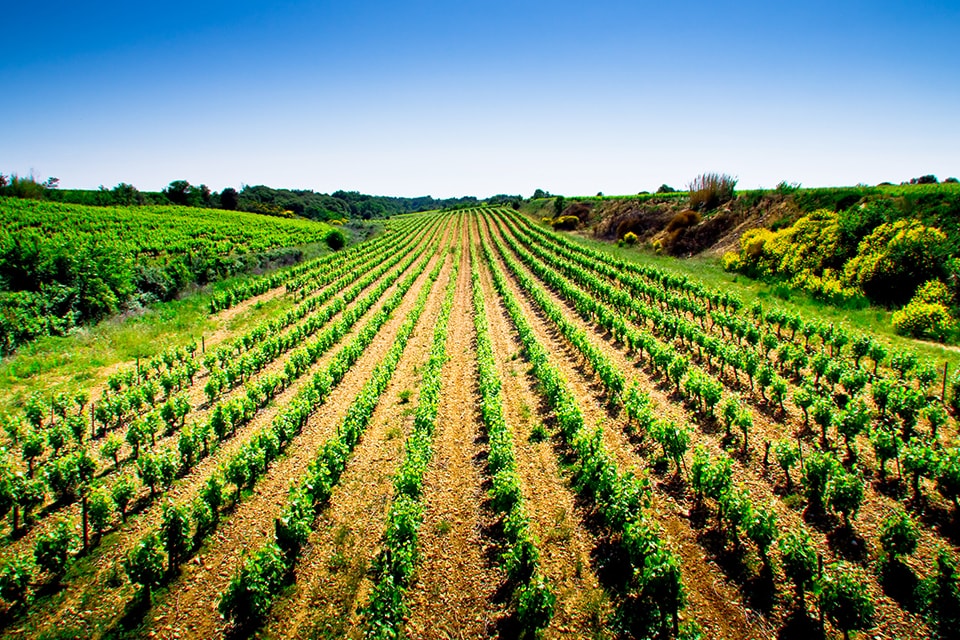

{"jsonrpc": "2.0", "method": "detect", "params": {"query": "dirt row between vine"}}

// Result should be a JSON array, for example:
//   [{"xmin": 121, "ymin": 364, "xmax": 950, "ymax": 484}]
[
  {"xmin": 402, "ymin": 220, "xmax": 505, "ymax": 638},
  {"xmin": 468, "ymin": 213, "xmax": 614, "ymax": 639},
  {"xmin": 0, "ymin": 253, "xmax": 377, "ymax": 564},
  {"xmin": 497, "ymin": 213, "xmax": 960, "ymax": 560},
  {"xmin": 5, "ymin": 224, "xmax": 446, "ymax": 640},
  {"xmin": 477, "ymin": 215, "xmax": 769, "ymax": 639},
  {"xmin": 487, "ymin": 213, "xmax": 930, "ymax": 638},
  {"xmin": 136, "ymin": 222, "xmax": 458, "ymax": 640},
  {"xmin": 256, "ymin": 222, "xmax": 459, "ymax": 640}
]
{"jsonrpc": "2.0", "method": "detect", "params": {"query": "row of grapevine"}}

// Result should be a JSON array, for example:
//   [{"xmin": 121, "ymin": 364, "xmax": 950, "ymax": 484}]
[
  {"xmin": 479, "ymin": 231, "xmax": 687, "ymax": 639},
  {"xmin": 0, "ymin": 225, "xmax": 445, "ymax": 614},
  {"xmin": 484, "ymin": 210, "xmax": 950, "ymax": 637},
  {"xmin": 125, "ymin": 235, "xmax": 446, "ymax": 612},
  {"xmin": 360, "ymin": 246, "xmax": 460, "ymax": 638},
  {"xmin": 217, "ymin": 239, "xmax": 450, "ymax": 628},
  {"xmin": 466, "ymin": 246, "xmax": 555, "ymax": 635},
  {"xmin": 505, "ymin": 205, "xmax": 947, "ymax": 443},
  {"xmin": 0, "ymin": 217, "xmax": 443, "ymax": 560},
  {"xmin": 496, "ymin": 209, "xmax": 960, "ymax": 542}
]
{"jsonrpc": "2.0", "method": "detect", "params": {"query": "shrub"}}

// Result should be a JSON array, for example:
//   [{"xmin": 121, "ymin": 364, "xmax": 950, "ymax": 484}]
[
  {"xmin": 324, "ymin": 228, "xmax": 346, "ymax": 250},
  {"xmin": 550, "ymin": 215, "xmax": 580, "ymax": 231},
  {"xmin": 721, "ymin": 251, "xmax": 740, "ymax": 272},
  {"xmin": 892, "ymin": 300, "xmax": 954, "ymax": 342},
  {"xmin": 915, "ymin": 279, "xmax": 954, "ymax": 306},
  {"xmin": 878, "ymin": 508, "xmax": 918, "ymax": 561},
  {"xmin": 820, "ymin": 564, "xmax": 876, "ymax": 639},
  {"xmin": 34, "ymin": 519, "xmax": 76, "ymax": 578},
  {"xmin": 688, "ymin": 173, "xmax": 737, "ymax": 211},
  {"xmin": 623, "ymin": 231, "xmax": 638, "ymax": 245},
  {"xmin": 844, "ymin": 219, "xmax": 949, "ymax": 306},
  {"xmin": 125, "ymin": 533, "xmax": 165, "ymax": 599},
  {"xmin": 665, "ymin": 210, "xmax": 701, "ymax": 232}
]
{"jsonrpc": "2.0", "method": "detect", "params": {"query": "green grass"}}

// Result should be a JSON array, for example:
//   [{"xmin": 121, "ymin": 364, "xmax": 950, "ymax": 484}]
[
  {"xmin": 0, "ymin": 272, "xmax": 296, "ymax": 417},
  {"xmin": 541, "ymin": 221, "xmax": 960, "ymax": 375}
]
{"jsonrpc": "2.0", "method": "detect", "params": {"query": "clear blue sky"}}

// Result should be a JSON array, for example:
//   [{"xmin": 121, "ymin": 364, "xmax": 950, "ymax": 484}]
[{"xmin": 2, "ymin": 0, "xmax": 957, "ymax": 197}]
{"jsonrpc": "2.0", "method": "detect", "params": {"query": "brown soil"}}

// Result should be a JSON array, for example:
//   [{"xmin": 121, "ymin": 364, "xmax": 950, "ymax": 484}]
[
  {"xmin": 479, "ymin": 215, "xmax": 771, "ymax": 639},
  {"xmin": 8, "ymin": 228, "xmax": 444, "ymax": 640},
  {"xmin": 489, "ymin": 212, "xmax": 932, "ymax": 638},
  {"xmin": 139, "ymin": 223, "xmax": 456, "ymax": 640},
  {"xmin": 404, "ymin": 223, "xmax": 506, "ymax": 639}
]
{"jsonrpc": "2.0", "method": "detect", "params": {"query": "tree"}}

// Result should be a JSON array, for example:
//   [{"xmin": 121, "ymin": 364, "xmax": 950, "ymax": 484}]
[
  {"xmin": 164, "ymin": 180, "xmax": 191, "ymax": 206},
  {"xmin": 532, "ymin": 188, "xmax": 550, "ymax": 199},
  {"xmin": 111, "ymin": 183, "xmax": 140, "ymax": 205},
  {"xmin": 220, "ymin": 187, "xmax": 239, "ymax": 210}
]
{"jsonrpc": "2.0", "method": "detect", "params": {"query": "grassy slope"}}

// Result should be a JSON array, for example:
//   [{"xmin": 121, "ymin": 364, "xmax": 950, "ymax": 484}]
[
  {"xmin": 0, "ymin": 272, "xmax": 294, "ymax": 417},
  {"xmin": 0, "ymin": 220, "xmax": 379, "ymax": 417},
  {"xmin": 531, "ymin": 217, "xmax": 960, "ymax": 379}
]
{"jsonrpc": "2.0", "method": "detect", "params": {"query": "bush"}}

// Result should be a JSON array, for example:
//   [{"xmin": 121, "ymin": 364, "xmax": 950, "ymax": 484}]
[
  {"xmin": 688, "ymin": 173, "xmax": 736, "ymax": 211},
  {"xmin": 915, "ymin": 279, "xmax": 954, "ymax": 306},
  {"xmin": 665, "ymin": 210, "xmax": 701, "ymax": 232},
  {"xmin": 34, "ymin": 519, "xmax": 76, "ymax": 578},
  {"xmin": 820, "ymin": 564, "xmax": 876, "ymax": 638},
  {"xmin": 878, "ymin": 508, "xmax": 918, "ymax": 560},
  {"xmin": 324, "ymin": 228, "xmax": 346, "ymax": 250},
  {"xmin": 550, "ymin": 215, "xmax": 580, "ymax": 231},
  {"xmin": 623, "ymin": 231, "xmax": 638, "ymax": 245},
  {"xmin": 892, "ymin": 300, "xmax": 954, "ymax": 342},
  {"xmin": 125, "ymin": 533, "xmax": 165, "ymax": 599},
  {"xmin": 844, "ymin": 219, "xmax": 949, "ymax": 306}
]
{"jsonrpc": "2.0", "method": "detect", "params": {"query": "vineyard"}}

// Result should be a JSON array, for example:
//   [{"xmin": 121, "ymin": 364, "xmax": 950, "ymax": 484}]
[
  {"xmin": 0, "ymin": 198, "xmax": 334, "ymax": 353},
  {"xmin": 2, "ymin": 208, "xmax": 959, "ymax": 639}
]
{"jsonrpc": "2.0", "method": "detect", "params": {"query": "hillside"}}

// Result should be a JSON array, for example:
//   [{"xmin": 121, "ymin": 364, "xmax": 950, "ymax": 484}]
[
  {"xmin": 0, "ymin": 198, "xmax": 336, "ymax": 353},
  {"xmin": 1, "ymin": 209, "xmax": 959, "ymax": 640},
  {"xmin": 526, "ymin": 182, "xmax": 960, "ymax": 342}
]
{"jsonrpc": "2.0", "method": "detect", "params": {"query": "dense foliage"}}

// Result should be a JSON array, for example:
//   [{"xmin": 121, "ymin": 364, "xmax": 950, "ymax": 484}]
[{"xmin": 0, "ymin": 198, "xmax": 331, "ymax": 352}]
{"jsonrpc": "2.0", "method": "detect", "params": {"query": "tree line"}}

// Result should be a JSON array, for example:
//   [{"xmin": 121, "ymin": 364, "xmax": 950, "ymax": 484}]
[{"xmin": 0, "ymin": 174, "xmax": 495, "ymax": 221}]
